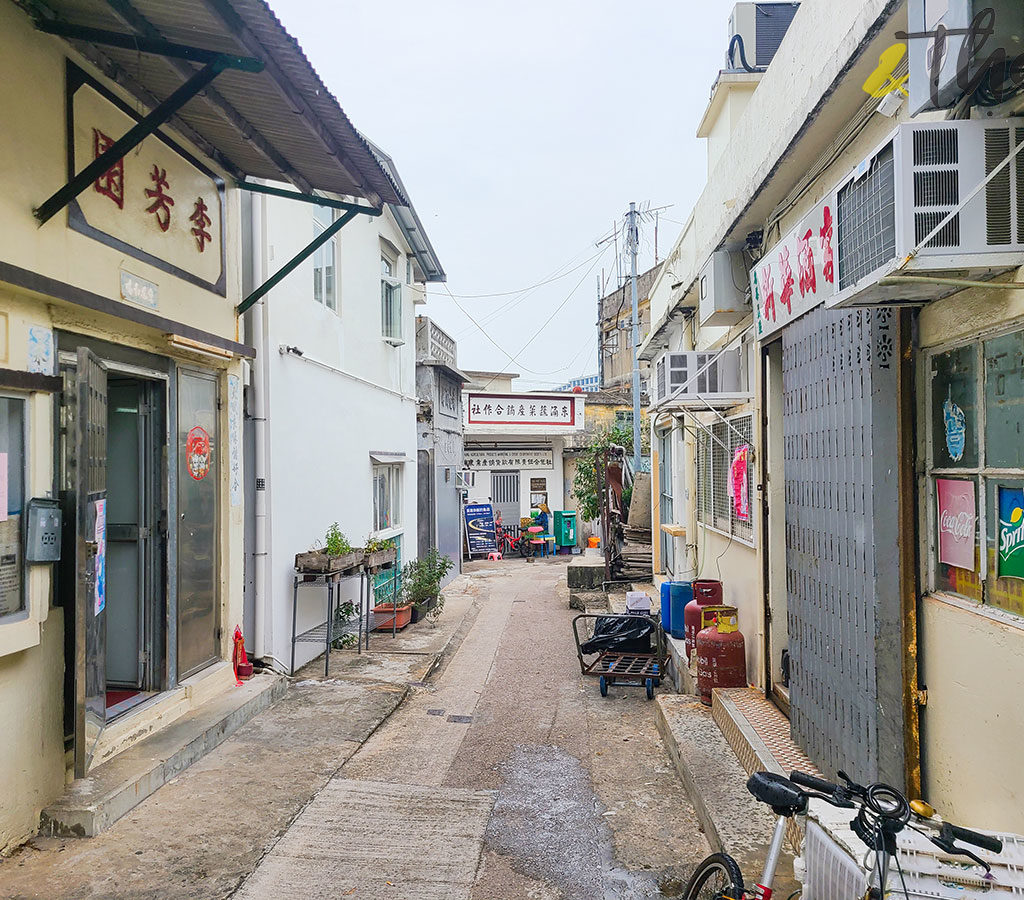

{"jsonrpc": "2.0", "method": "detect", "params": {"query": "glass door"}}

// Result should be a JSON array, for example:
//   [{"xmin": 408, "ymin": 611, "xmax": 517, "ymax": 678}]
[{"xmin": 177, "ymin": 370, "xmax": 219, "ymax": 678}]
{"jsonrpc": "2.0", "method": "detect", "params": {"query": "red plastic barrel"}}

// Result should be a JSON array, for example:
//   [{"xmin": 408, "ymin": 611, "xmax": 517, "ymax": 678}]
[
  {"xmin": 695, "ymin": 607, "xmax": 746, "ymax": 706},
  {"xmin": 684, "ymin": 580, "xmax": 723, "ymax": 660}
]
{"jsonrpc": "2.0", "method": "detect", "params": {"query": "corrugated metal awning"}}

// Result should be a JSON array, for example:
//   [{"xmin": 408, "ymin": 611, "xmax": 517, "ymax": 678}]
[{"xmin": 25, "ymin": 0, "xmax": 406, "ymax": 207}]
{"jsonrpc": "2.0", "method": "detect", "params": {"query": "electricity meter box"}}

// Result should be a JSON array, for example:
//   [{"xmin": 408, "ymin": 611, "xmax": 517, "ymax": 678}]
[{"xmin": 25, "ymin": 497, "xmax": 62, "ymax": 563}]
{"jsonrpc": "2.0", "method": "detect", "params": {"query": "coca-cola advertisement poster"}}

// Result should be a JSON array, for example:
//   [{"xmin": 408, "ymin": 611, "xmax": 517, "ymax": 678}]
[{"xmin": 936, "ymin": 478, "xmax": 976, "ymax": 571}]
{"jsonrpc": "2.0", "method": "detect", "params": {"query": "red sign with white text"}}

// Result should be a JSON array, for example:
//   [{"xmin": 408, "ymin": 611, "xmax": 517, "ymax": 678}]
[{"xmin": 936, "ymin": 477, "xmax": 976, "ymax": 571}]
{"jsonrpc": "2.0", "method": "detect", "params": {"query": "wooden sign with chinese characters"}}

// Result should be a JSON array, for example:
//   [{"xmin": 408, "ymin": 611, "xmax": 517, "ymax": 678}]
[
  {"xmin": 466, "ymin": 393, "xmax": 576, "ymax": 426},
  {"xmin": 66, "ymin": 63, "xmax": 226, "ymax": 296},
  {"xmin": 749, "ymin": 193, "xmax": 837, "ymax": 341}
]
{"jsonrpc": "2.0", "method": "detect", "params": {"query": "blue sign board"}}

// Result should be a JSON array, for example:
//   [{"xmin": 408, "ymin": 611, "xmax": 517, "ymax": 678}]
[{"xmin": 463, "ymin": 503, "xmax": 498, "ymax": 556}]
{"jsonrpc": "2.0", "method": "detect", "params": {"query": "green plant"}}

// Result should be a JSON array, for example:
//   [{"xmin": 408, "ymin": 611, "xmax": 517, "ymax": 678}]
[
  {"xmin": 331, "ymin": 600, "xmax": 358, "ymax": 649},
  {"xmin": 426, "ymin": 592, "xmax": 445, "ymax": 625},
  {"xmin": 364, "ymin": 536, "xmax": 396, "ymax": 554},
  {"xmin": 325, "ymin": 523, "xmax": 353, "ymax": 557},
  {"xmin": 400, "ymin": 549, "xmax": 454, "ymax": 610},
  {"xmin": 571, "ymin": 425, "xmax": 634, "ymax": 521}
]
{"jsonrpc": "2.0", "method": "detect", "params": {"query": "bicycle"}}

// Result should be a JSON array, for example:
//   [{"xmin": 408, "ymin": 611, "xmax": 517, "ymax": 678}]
[
  {"xmin": 683, "ymin": 769, "xmax": 1004, "ymax": 900},
  {"xmin": 496, "ymin": 524, "xmax": 533, "ymax": 559}
]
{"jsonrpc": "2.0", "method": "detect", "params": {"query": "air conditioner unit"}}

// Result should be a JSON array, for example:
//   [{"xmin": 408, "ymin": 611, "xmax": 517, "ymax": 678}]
[
  {"xmin": 652, "ymin": 349, "xmax": 747, "ymax": 408},
  {"xmin": 727, "ymin": 2, "xmax": 800, "ymax": 70},
  {"xmin": 906, "ymin": 0, "xmax": 1024, "ymax": 115},
  {"xmin": 827, "ymin": 118, "xmax": 1024, "ymax": 308},
  {"xmin": 699, "ymin": 250, "xmax": 749, "ymax": 326}
]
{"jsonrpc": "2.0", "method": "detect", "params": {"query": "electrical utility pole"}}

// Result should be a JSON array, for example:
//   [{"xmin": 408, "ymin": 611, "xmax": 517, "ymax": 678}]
[{"xmin": 627, "ymin": 202, "xmax": 642, "ymax": 474}]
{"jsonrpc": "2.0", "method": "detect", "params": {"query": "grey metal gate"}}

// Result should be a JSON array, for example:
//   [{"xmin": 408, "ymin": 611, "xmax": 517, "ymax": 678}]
[
  {"xmin": 781, "ymin": 305, "xmax": 905, "ymax": 786},
  {"xmin": 491, "ymin": 471, "xmax": 520, "ymax": 527}
]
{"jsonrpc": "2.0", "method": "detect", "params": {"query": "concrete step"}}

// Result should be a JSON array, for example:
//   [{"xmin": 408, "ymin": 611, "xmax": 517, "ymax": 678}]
[
  {"xmin": 711, "ymin": 687, "xmax": 823, "ymax": 779},
  {"xmin": 655, "ymin": 695, "xmax": 795, "ymax": 887},
  {"xmin": 41, "ymin": 673, "xmax": 287, "ymax": 838}
]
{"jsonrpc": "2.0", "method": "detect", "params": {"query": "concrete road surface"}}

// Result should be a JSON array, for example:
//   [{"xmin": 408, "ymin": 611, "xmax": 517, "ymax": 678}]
[{"xmin": 238, "ymin": 558, "xmax": 709, "ymax": 899}]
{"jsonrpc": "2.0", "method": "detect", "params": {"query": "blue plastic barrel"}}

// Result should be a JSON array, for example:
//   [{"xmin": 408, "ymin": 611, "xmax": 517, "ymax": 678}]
[
  {"xmin": 669, "ymin": 582, "xmax": 693, "ymax": 640},
  {"xmin": 660, "ymin": 581, "xmax": 673, "ymax": 634}
]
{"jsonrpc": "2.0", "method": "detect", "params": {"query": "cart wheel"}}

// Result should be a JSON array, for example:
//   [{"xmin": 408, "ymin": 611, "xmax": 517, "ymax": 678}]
[
  {"xmin": 599, "ymin": 675, "xmax": 608, "ymax": 697},
  {"xmin": 645, "ymin": 678, "xmax": 654, "ymax": 700}
]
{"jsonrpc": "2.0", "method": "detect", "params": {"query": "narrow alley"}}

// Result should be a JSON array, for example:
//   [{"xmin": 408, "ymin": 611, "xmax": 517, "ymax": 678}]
[{"xmin": 0, "ymin": 560, "xmax": 709, "ymax": 900}]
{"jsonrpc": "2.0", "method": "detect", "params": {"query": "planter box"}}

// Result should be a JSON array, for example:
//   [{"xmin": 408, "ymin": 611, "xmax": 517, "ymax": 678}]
[
  {"xmin": 410, "ymin": 595, "xmax": 438, "ymax": 624},
  {"xmin": 373, "ymin": 603, "xmax": 413, "ymax": 631},
  {"xmin": 364, "ymin": 547, "xmax": 397, "ymax": 570},
  {"xmin": 295, "ymin": 550, "xmax": 362, "ymax": 573}
]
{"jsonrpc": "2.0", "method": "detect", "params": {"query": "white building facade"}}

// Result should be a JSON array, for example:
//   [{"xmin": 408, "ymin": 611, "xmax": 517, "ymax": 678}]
[{"xmin": 243, "ymin": 165, "xmax": 444, "ymax": 673}]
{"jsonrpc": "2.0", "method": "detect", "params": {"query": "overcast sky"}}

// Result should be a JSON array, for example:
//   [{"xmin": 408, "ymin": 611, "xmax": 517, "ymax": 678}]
[{"xmin": 275, "ymin": 0, "xmax": 738, "ymax": 387}]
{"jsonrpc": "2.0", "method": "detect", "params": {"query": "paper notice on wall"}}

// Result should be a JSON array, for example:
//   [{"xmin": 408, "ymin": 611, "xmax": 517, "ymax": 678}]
[
  {"xmin": 27, "ymin": 326, "xmax": 54, "ymax": 375},
  {"xmin": 94, "ymin": 499, "xmax": 106, "ymax": 615},
  {"xmin": 0, "ymin": 516, "xmax": 21, "ymax": 617},
  {"xmin": 0, "ymin": 452, "xmax": 7, "ymax": 522},
  {"xmin": 227, "ymin": 374, "xmax": 242, "ymax": 507}
]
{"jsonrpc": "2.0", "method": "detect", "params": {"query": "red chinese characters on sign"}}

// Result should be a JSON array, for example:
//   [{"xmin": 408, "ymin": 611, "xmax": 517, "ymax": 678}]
[
  {"xmin": 144, "ymin": 165, "xmax": 174, "ymax": 232},
  {"xmin": 778, "ymin": 246, "xmax": 795, "ymax": 314},
  {"xmin": 92, "ymin": 129, "xmax": 124, "ymax": 209},
  {"xmin": 189, "ymin": 197, "xmax": 212, "ymax": 252},
  {"xmin": 760, "ymin": 265, "xmax": 776, "ymax": 323},
  {"xmin": 797, "ymin": 229, "xmax": 816, "ymax": 297},
  {"xmin": 820, "ymin": 205, "xmax": 834, "ymax": 284}
]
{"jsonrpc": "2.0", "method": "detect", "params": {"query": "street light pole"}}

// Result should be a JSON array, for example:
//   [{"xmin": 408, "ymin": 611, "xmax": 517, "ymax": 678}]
[{"xmin": 627, "ymin": 202, "xmax": 641, "ymax": 474}]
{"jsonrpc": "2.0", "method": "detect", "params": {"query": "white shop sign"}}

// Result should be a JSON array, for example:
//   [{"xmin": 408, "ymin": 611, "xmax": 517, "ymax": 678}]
[
  {"xmin": 466, "ymin": 393, "xmax": 576, "ymax": 426},
  {"xmin": 750, "ymin": 191, "xmax": 838, "ymax": 341},
  {"xmin": 464, "ymin": 449, "xmax": 554, "ymax": 470}
]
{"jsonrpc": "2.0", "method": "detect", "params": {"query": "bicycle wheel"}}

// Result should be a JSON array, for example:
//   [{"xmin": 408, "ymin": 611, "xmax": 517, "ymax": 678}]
[{"xmin": 682, "ymin": 853, "xmax": 744, "ymax": 900}]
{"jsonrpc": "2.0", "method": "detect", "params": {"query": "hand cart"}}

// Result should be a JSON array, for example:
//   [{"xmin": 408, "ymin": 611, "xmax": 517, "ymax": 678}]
[{"xmin": 572, "ymin": 613, "xmax": 666, "ymax": 700}]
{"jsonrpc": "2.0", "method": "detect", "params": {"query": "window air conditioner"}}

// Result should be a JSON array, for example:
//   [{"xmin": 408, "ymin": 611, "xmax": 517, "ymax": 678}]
[
  {"xmin": 906, "ymin": 0, "xmax": 1024, "ymax": 115},
  {"xmin": 699, "ymin": 250, "xmax": 750, "ymax": 326},
  {"xmin": 726, "ymin": 2, "xmax": 800, "ymax": 70},
  {"xmin": 828, "ymin": 118, "xmax": 1024, "ymax": 308},
  {"xmin": 456, "ymin": 470, "xmax": 475, "ymax": 490},
  {"xmin": 652, "ymin": 349, "xmax": 746, "ymax": 408}
]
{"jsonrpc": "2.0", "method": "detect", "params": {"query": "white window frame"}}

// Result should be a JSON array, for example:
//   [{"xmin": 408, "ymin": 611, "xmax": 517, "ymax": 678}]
[
  {"xmin": 312, "ymin": 206, "xmax": 338, "ymax": 312},
  {"xmin": 922, "ymin": 324, "xmax": 1024, "ymax": 624},
  {"xmin": 372, "ymin": 462, "xmax": 403, "ymax": 533},
  {"xmin": 381, "ymin": 253, "xmax": 403, "ymax": 345},
  {"xmin": 694, "ymin": 411, "xmax": 755, "ymax": 547}
]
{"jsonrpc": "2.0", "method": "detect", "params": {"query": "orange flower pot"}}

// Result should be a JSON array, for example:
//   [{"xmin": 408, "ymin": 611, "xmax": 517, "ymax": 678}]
[{"xmin": 373, "ymin": 603, "xmax": 413, "ymax": 631}]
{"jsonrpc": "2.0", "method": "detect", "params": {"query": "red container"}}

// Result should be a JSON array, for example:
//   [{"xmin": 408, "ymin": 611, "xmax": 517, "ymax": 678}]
[
  {"xmin": 684, "ymin": 580, "xmax": 723, "ymax": 660},
  {"xmin": 695, "ymin": 606, "xmax": 746, "ymax": 706},
  {"xmin": 374, "ymin": 603, "xmax": 413, "ymax": 631}
]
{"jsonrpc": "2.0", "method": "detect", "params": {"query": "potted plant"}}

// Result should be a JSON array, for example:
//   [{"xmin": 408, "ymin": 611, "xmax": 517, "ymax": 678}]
[
  {"xmin": 372, "ymin": 574, "xmax": 414, "ymax": 632},
  {"xmin": 402, "ymin": 549, "xmax": 454, "ymax": 624},
  {"xmin": 363, "ymin": 536, "xmax": 398, "ymax": 571}
]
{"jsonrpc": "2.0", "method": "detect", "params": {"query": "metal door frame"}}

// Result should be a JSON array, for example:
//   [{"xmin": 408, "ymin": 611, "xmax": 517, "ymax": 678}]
[
  {"xmin": 490, "ymin": 470, "xmax": 521, "ymax": 522},
  {"xmin": 176, "ymin": 365, "xmax": 221, "ymax": 679}
]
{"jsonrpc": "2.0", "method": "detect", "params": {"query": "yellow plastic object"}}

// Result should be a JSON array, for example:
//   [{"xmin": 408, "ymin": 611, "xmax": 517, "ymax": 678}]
[{"xmin": 911, "ymin": 799, "xmax": 936, "ymax": 819}]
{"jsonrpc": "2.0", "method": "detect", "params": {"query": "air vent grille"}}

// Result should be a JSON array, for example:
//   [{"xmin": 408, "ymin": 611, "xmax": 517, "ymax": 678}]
[
  {"xmin": 837, "ymin": 143, "xmax": 896, "ymax": 290},
  {"xmin": 985, "ymin": 127, "xmax": 1012, "ymax": 245},
  {"xmin": 913, "ymin": 127, "xmax": 958, "ymax": 166},
  {"xmin": 656, "ymin": 356, "xmax": 666, "ymax": 401},
  {"xmin": 1017, "ymin": 128, "xmax": 1024, "ymax": 245},
  {"xmin": 915, "ymin": 211, "xmax": 960, "ymax": 247},
  {"xmin": 913, "ymin": 169, "xmax": 959, "ymax": 207}
]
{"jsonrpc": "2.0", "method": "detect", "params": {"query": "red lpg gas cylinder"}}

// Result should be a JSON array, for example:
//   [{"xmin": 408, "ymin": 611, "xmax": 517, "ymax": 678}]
[
  {"xmin": 684, "ymin": 579, "xmax": 723, "ymax": 660},
  {"xmin": 695, "ymin": 606, "xmax": 746, "ymax": 706}
]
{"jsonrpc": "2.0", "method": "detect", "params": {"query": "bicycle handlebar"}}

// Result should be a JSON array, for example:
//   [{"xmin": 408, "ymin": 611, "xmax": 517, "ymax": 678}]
[
  {"xmin": 945, "ymin": 823, "xmax": 1003, "ymax": 854},
  {"xmin": 790, "ymin": 770, "xmax": 841, "ymax": 795}
]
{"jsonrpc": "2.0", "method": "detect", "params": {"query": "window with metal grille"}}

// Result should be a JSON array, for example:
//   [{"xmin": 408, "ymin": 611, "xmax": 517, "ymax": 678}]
[
  {"xmin": 695, "ymin": 413, "xmax": 754, "ymax": 544},
  {"xmin": 837, "ymin": 142, "xmax": 896, "ymax": 290}
]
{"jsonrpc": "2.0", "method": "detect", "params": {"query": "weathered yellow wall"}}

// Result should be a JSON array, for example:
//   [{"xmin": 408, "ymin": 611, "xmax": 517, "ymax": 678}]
[
  {"xmin": 917, "ymin": 273, "xmax": 1024, "ymax": 831},
  {"xmin": 0, "ymin": 10, "xmax": 245, "ymax": 852},
  {"xmin": 920, "ymin": 596, "xmax": 1024, "ymax": 831}
]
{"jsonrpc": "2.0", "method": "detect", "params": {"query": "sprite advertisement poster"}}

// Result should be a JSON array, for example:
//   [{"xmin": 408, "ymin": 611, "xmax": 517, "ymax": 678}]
[{"xmin": 997, "ymin": 487, "xmax": 1024, "ymax": 580}]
